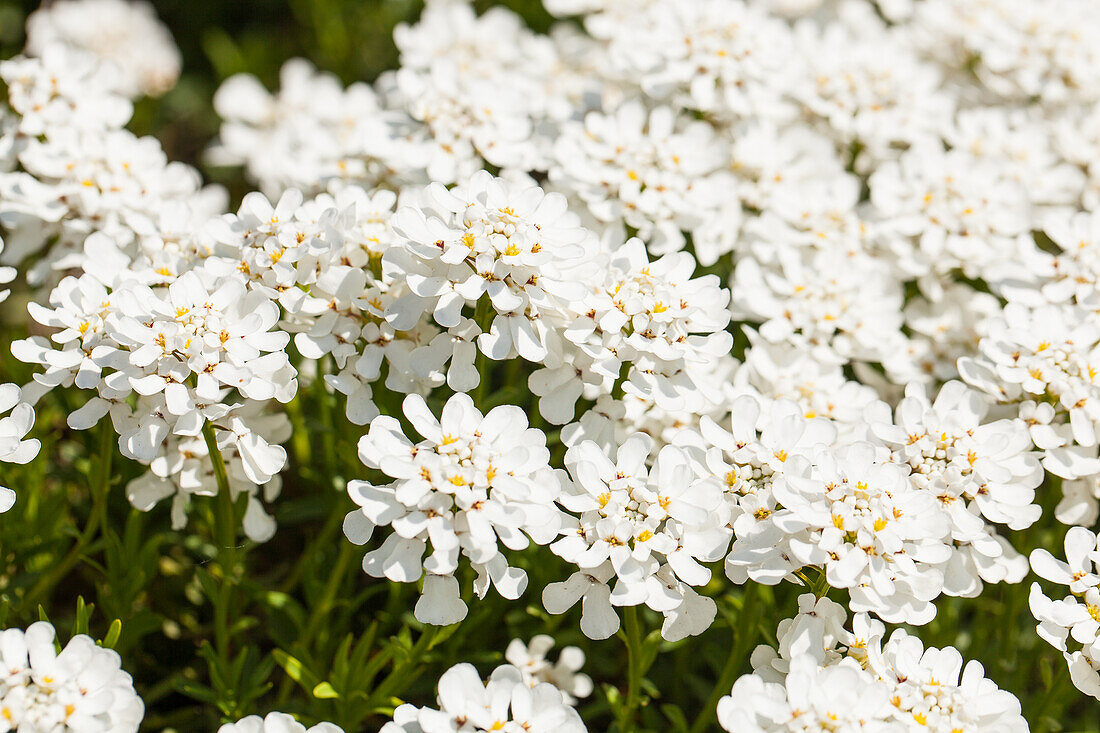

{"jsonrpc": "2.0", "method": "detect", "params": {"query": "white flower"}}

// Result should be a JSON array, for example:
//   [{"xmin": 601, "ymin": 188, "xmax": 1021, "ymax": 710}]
[
  {"xmin": 778, "ymin": 442, "xmax": 953, "ymax": 624},
  {"xmin": 1033, "ymin": 526, "xmax": 1100, "ymax": 595},
  {"xmin": 547, "ymin": 433, "xmax": 724, "ymax": 639},
  {"xmin": 733, "ymin": 336, "xmax": 880, "ymax": 432},
  {"xmin": 683, "ymin": 396, "xmax": 836, "ymax": 586},
  {"xmin": 504, "ymin": 636, "xmax": 593, "ymax": 705},
  {"xmin": 18, "ymin": 267, "xmax": 297, "ymax": 457},
  {"xmin": 1057, "ymin": 473, "xmax": 1100, "ymax": 527},
  {"xmin": 26, "ymin": 0, "xmax": 181, "ymax": 98},
  {"xmin": 541, "ymin": 562, "xmax": 620, "ymax": 640},
  {"xmin": 914, "ymin": 0, "xmax": 1100, "ymax": 104},
  {"xmin": 381, "ymin": 62, "xmax": 537, "ymax": 181},
  {"xmin": 718, "ymin": 654, "xmax": 900, "ymax": 732},
  {"xmin": 870, "ymin": 142, "xmax": 1031, "ymax": 289},
  {"xmin": 601, "ymin": 0, "xmax": 796, "ymax": 120},
  {"xmin": 728, "ymin": 593, "xmax": 1028, "ymax": 731},
  {"xmin": 125, "ymin": 404, "xmax": 290, "ymax": 542},
  {"xmin": 881, "ymin": 284, "xmax": 999, "ymax": 386},
  {"xmin": 869, "ymin": 629, "xmax": 1028, "ymax": 731},
  {"xmin": 382, "ymin": 662, "xmax": 586, "ymax": 733},
  {"xmin": 345, "ymin": 393, "xmax": 564, "ymax": 625},
  {"xmin": 0, "ymin": 621, "xmax": 144, "ymax": 732},
  {"xmin": 871, "ymin": 380, "xmax": 1040, "ymax": 596},
  {"xmin": 1029, "ymin": 527, "xmax": 1100, "ymax": 700},
  {"xmin": 387, "ymin": 171, "xmax": 593, "ymax": 372},
  {"xmin": 959, "ymin": 301, "xmax": 1100, "ymax": 472},
  {"xmin": 0, "ymin": 384, "xmax": 40, "ymax": 513},
  {"xmin": 789, "ymin": 17, "xmax": 952, "ymax": 159},
  {"xmin": 218, "ymin": 712, "xmax": 344, "ymax": 733},
  {"xmin": 535, "ymin": 236, "xmax": 731, "ymax": 423},
  {"xmin": 990, "ymin": 211, "xmax": 1100, "ymax": 307},
  {"xmin": 0, "ymin": 44, "xmax": 131, "ymax": 135},
  {"xmin": 701, "ymin": 398, "xmax": 955, "ymax": 626},
  {"xmin": 732, "ymin": 241, "xmax": 904, "ymax": 366},
  {"xmin": 210, "ymin": 59, "xmax": 422, "ymax": 197}
]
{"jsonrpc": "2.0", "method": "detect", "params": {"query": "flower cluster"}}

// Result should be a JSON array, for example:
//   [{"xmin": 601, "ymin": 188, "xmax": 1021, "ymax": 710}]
[
  {"xmin": 345, "ymin": 393, "xmax": 564, "ymax": 624},
  {"xmin": 0, "ymin": 384, "xmax": 39, "ymax": 513},
  {"xmin": 219, "ymin": 713, "xmax": 343, "ymax": 733},
  {"xmin": 504, "ymin": 636, "xmax": 593, "ymax": 706},
  {"xmin": 0, "ymin": 622, "xmax": 144, "ymax": 732},
  {"xmin": 718, "ymin": 594, "xmax": 1028, "ymax": 731},
  {"xmin": 545, "ymin": 433, "xmax": 724, "ymax": 639},
  {"xmin": 1029, "ymin": 527, "xmax": 1100, "ymax": 700},
  {"xmin": 25, "ymin": 0, "xmax": 181, "ymax": 98},
  {"xmin": 382, "ymin": 661, "xmax": 587, "ymax": 733}
]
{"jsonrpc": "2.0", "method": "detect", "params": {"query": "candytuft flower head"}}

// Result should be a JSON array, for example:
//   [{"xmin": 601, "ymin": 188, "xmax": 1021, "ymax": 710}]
[
  {"xmin": 382, "ymin": 662, "xmax": 587, "ymax": 733},
  {"xmin": 0, "ymin": 621, "xmax": 144, "ymax": 732},
  {"xmin": 25, "ymin": 0, "xmax": 182, "ymax": 98},
  {"xmin": 345, "ymin": 392, "xmax": 565, "ymax": 625},
  {"xmin": 720, "ymin": 593, "xmax": 1028, "ymax": 731},
  {"xmin": 218, "ymin": 712, "xmax": 344, "ymax": 733},
  {"xmin": 505, "ymin": 635, "xmax": 593, "ymax": 705},
  {"xmin": 545, "ymin": 432, "xmax": 725, "ymax": 640}
]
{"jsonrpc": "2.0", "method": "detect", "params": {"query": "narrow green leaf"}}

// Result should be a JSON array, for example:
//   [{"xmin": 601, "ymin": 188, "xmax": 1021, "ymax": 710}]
[{"xmin": 312, "ymin": 681, "xmax": 339, "ymax": 699}]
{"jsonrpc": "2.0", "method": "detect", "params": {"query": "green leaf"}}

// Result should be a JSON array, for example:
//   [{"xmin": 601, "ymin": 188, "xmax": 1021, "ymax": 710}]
[
  {"xmin": 272, "ymin": 649, "xmax": 322, "ymax": 691},
  {"xmin": 661, "ymin": 704, "xmax": 690, "ymax": 732},
  {"xmin": 175, "ymin": 680, "xmax": 218, "ymax": 706},
  {"xmin": 639, "ymin": 629, "xmax": 664, "ymax": 675},
  {"xmin": 72, "ymin": 596, "xmax": 93, "ymax": 637},
  {"xmin": 312, "ymin": 681, "xmax": 339, "ymax": 699},
  {"xmin": 100, "ymin": 619, "xmax": 122, "ymax": 649}
]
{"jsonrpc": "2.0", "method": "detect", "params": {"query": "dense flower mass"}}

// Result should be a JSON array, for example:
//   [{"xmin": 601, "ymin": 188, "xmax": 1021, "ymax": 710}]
[{"xmin": 0, "ymin": 0, "xmax": 1098, "ymax": 728}]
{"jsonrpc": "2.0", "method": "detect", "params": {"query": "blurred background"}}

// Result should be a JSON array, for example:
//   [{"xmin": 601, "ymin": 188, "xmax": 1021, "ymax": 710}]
[{"xmin": 0, "ymin": 0, "xmax": 554, "ymax": 179}]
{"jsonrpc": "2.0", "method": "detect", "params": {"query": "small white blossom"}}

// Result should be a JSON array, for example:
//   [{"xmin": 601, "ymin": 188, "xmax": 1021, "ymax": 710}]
[{"xmin": 504, "ymin": 636, "xmax": 592, "ymax": 705}]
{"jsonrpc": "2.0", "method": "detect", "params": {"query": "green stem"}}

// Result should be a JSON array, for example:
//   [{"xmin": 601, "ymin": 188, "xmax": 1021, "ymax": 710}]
[
  {"xmin": 275, "ymin": 540, "xmax": 357, "ymax": 706},
  {"xmin": 21, "ymin": 421, "xmax": 113, "ymax": 612},
  {"xmin": 202, "ymin": 421, "xmax": 235, "ymax": 551},
  {"xmin": 689, "ymin": 584, "xmax": 764, "ymax": 733},
  {"xmin": 1031, "ymin": 656, "xmax": 1070, "ymax": 731},
  {"xmin": 201, "ymin": 419, "xmax": 237, "ymax": 667},
  {"xmin": 303, "ymin": 540, "xmax": 355, "ymax": 642},
  {"xmin": 619, "ymin": 606, "xmax": 644, "ymax": 733},
  {"xmin": 610, "ymin": 360, "xmax": 630, "ymax": 401},
  {"xmin": 795, "ymin": 567, "xmax": 831, "ymax": 599},
  {"xmin": 368, "ymin": 625, "xmax": 442, "ymax": 707},
  {"xmin": 316, "ymin": 357, "xmax": 339, "ymax": 485}
]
